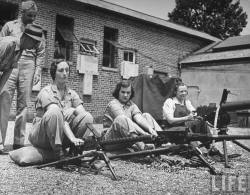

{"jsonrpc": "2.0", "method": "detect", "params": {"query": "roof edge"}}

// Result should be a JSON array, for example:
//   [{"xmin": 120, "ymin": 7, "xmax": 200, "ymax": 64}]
[{"xmin": 74, "ymin": 0, "xmax": 221, "ymax": 42}]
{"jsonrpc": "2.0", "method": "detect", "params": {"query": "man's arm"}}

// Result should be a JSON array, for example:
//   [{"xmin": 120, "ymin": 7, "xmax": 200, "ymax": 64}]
[
  {"xmin": 0, "ymin": 23, "xmax": 10, "ymax": 37},
  {"xmin": 33, "ymin": 39, "xmax": 45, "ymax": 85},
  {"xmin": 0, "ymin": 69, "xmax": 12, "ymax": 92},
  {"xmin": 0, "ymin": 40, "xmax": 17, "ymax": 92}
]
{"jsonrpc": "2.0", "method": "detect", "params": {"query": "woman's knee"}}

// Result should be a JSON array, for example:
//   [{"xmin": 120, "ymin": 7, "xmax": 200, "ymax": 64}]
[
  {"xmin": 83, "ymin": 112, "xmax": 94, "ymax": 123},
  {"xmin": 43, "ymin": 105, "xmax": 63, "ymax": 121},
  {"xmin": 113, "ymin": 115, "xmax": 129, "ymax": 124},
  {"xmin": 112, "ymin": 115, "xmax": 135, "ymax": 136},
  {"xmin": 142, "ymin": 113, "xmax": 152, "ymax": 118}
]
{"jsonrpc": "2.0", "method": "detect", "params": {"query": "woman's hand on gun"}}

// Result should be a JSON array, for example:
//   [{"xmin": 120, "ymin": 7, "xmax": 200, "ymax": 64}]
[
  {"xmin": 186, "ymin": 113, "xmax": 195, "ymax": 121},
  {"xmin": 71, "ymin": 138, "xmax": 85, "ymax": 146}
]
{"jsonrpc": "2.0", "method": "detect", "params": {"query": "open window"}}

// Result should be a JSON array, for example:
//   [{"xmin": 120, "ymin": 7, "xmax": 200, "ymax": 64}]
[
  {"xmin": 102, "ymin": 27, "xmax": 118, "ymax": 68},
  {"xmin": 55, "ymin": 15, "xmax": 74, "ymax": 61},
  {"xmin": 79, "ymin": 38, "xmax": 99, "ymax": 56},
  {"xmin": 0, "ymin": 2, "xmax": 18, "ymax": 31}
]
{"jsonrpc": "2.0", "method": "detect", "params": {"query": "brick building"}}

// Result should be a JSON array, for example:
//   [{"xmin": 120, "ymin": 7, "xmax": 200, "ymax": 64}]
[{"xmin": 0, "ymin": 0, "xmax": 219, "ymax": 121}]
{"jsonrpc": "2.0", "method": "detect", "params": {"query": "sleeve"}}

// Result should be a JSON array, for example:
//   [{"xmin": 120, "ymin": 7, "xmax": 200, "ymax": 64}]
[
  {"xmin": 162, "ymin": 98, "xmax": 175, "ymax": 120},
  {"xmin": 131, "ymin": 103, "xmax": 142, "ymax": 118},
  {"xmin": 185, "ymin": 100, "xmax": 196, "ymax": 112},
  {"xmin": 0, "ymin": 23, "xmax": 10, "ymax": 37},
  {"xmin": 35, "ymin": 88, "xmax": 57, "ymax": 109},
  {"xmin": 0, "ymin": 40, "xmax": 16, "ymax": 71},
  {"xmin": 71, "ymin": 90, "xmax": 83, "ymax": 108},
  {"xmin": 35, "ymin": 38, "xmax": 46, "ymax": 68}
]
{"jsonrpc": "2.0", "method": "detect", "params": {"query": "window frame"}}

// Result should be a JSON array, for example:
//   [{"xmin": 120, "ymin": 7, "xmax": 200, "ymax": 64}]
[
  {"xmin": 123, "ymin": 50, "xmax": 136, "ymax": 63},
  {"xmin": 79, "ymin": 39, "xmax": 99, "ymax": 56}
]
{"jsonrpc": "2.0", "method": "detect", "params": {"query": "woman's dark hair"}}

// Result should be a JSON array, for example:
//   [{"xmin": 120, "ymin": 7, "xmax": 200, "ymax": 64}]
[
  {"xmin": 170, "ymin": 81, "xmax": 187, "ymax": 98},
  {"xmin": 112, "ymin": 79, "xmax": 135, "ymax": 100},
  {"xmin": 50, "ymin": 58, "xmax": 67, "ymax": 81}
]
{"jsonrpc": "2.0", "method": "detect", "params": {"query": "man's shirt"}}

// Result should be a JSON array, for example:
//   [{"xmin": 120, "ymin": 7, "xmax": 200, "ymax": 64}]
[
  {"xmin": 0, "ymin": 36, "xmax": 22, "ymax": 71},
  {"xmin": 103, "ymin": 99, "xmax": 142, "ymax": 128},
  {"xmin": 0, "ymin": 19, "xmax": 45, "ymax": 68}
]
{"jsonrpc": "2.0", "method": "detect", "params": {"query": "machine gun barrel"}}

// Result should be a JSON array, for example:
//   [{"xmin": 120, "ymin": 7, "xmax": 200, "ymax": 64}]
[
  {"xmin": 187, "ymin": 134, "xmax": 250, "ymax": 143},
  {"xmin": 99, "ymin": 135, "xmax": 154, "ymax": 146},
  {"xmin": 82, "ymin": 135, "xmax": 155, "ymax": 151},
  {"xmin": 221, "ymin": 100, "xmax": 250, "ymax": 111}
]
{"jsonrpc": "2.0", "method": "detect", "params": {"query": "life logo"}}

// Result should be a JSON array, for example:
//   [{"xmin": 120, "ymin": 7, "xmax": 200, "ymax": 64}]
[{"xmin": 211, "ymin": 174, "xmax": 250, "ymax": 193}]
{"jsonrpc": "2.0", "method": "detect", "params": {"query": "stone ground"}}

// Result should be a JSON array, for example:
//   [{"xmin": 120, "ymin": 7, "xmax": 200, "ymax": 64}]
[{"xmin": 1, "ymin": 122, "xmax": 250, "ymax": 195}]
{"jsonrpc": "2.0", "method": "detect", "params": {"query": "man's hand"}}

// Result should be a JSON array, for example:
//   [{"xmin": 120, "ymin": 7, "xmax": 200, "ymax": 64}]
[
  {"xmin": 71, "ymin": 138, "xmax": 85, "ymax": 146},
  {"xmin": 33, "ymin": 68, "xmax": 41, "ymax": 85}
]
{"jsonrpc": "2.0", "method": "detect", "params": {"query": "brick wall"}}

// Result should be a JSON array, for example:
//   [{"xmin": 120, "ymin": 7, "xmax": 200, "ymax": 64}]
[{"xmin": 1, "ymin": 0, "xmax": 210, "ymax": 121}]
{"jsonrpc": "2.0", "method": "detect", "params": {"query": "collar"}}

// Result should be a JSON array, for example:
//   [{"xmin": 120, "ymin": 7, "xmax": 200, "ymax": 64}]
[
  {"xmin": 17, "ymin": 18, "xmax": 26, "ymax": 27},
  {"xmin": 51, "ymin": 84, "xmax": 71, "ymax": 95},
  {"xmin": 117, "ymin": 99, "xmax": 133, "ymax": 107}
]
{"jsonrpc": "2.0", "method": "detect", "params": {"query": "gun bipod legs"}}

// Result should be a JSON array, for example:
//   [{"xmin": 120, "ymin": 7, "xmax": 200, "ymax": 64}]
[{"xmin": 192, "ymin": 146, "xmax": 218, "ymax": 175}]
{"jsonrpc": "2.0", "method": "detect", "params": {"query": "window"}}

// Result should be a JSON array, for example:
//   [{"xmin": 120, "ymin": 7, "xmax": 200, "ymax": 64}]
[
  {"xmin": 79, "ymin": 39, "xmax": 99, "ymax": 55},
  {"xmin": 55, "ymin": 15, "xmax": 74, "ymax": 61},
  {"xmin": 102, "ymin": 27, "xmax": 118, "ymax": 68},
  {"xmin": 0, "ymin": 2, "xmax": 18, "ymax": 31},
  {"xmin": 123, "ymin": 50, "xmax": 135, "ymax": 63}
]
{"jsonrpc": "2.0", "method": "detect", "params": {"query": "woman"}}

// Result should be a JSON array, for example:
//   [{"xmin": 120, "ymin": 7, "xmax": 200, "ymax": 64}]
[
  {"xmin": 162, "ymin": 82, "xmax": 224, "ymax": 159},
  {"xmin": 103, "ymin": 79, "xmax": 162, "ymax": 151},
  {"xmin": 162, "ymin": 82, "xmax": 208, "ymax": 134},
  {"xmin": 28, "ymin": 58, "xmax": 93, "ymax": 159}
]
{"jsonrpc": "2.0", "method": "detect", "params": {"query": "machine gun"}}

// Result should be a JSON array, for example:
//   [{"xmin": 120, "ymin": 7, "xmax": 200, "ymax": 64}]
[
  {"xmin": 37, "ymin": 123, "xmax": 250, "ymax": 179},
  {"xmin": 197, "ymin": 89, "xmax": 250, "ymax": 168}
]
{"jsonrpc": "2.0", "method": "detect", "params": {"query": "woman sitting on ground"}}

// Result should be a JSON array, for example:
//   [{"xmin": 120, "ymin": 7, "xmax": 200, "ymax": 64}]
[
  {"xmin": 102, "ymin": 79, "xmax": 163, "ymax": 151},
  {"xmin": 162, "ymin": 82, "xmax": 222, "ymax": 156},
  {"xmin": 28, "ymin": 58, "xmax": 93, "ymax": 159}
]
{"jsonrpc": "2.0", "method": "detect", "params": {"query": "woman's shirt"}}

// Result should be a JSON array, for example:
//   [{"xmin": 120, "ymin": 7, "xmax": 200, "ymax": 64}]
[
  {"xmin": 35, "ymin": 84, "xmax": 83, "ymax": 119},
  {"xmin": 162, "ymin": 97, "xmax": 195, "ymax": 120},
  {"xmin": 103, "ymin": 99, "xmax": 142, "ymax": 128}
]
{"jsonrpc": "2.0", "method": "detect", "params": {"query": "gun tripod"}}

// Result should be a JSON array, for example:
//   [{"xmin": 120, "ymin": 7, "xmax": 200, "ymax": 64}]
[{"xmin": 216, "ymin": 127, "xmax": 250, "ymax": 168}]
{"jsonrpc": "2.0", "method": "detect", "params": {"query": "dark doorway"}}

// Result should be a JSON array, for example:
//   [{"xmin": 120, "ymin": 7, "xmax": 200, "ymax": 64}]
[{"xmin": 0, "ymin": 1, "xmax": 19, "ymax": 31}]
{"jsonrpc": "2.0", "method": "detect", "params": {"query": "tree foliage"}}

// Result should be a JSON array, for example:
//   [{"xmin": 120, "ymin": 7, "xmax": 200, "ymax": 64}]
[{"xmin": 168, "ymin": 0, "xmax": 248, "ymax": 39}]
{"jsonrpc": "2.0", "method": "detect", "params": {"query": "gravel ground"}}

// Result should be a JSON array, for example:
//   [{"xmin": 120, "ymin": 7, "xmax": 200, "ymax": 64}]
[{"xmin": 1, "ymin": 122, "xmax": 250, "ymax": 195}]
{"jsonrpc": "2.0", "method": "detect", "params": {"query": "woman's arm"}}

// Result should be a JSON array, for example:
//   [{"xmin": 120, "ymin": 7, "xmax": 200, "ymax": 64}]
[
  {"xmin": 167, "ymin": 114, "xmax": 194, "ymax": 125},
  {"xmin": 64, "ymin": 121, "xmax": 84, "ymax": 146},
  {"xmin": 163, "ymin": 98, "xmax": 195, "ymax": 125},
  {"xmin": 133, "ymin": 114, "xmax": 157, "ymax": 136}
]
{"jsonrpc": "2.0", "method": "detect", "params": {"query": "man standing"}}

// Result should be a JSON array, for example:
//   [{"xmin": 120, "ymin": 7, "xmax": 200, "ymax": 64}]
[
  {"xmin": 0, "ymin": 24, "xmax": 44, "ymax": 154},
  {"xmin": 0, "ymin": 0, "xmax": 45, "ymax": 151}
]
